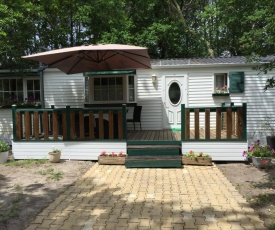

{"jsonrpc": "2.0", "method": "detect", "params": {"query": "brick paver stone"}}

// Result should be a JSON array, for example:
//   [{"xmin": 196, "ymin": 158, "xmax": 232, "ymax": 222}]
[{"xmin": 24, "ymin": 163, "xmax": 266, "ymax": 230}]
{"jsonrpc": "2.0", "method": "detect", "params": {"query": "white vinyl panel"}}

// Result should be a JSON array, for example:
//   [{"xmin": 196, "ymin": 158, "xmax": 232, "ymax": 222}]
[
  {"xmin": 12, "ymin": 141, "xmax": 127, "ymax": 160},
  {"xmin": 182, "ymin": 141, "xmax": 247, "ymax": 161},
  {"xmin": 43, "ymin": 69, "xmax": 84, "ymax": 108},
  {"xmin": 0, "ymin": 109, "xmax": 13, "ymax": 144}
]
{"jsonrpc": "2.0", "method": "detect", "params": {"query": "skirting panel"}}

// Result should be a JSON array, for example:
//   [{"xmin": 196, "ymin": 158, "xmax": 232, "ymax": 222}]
[
  {"xmin": 12, "ymin": 141, "xmax": 127, "ymax": 160},
  {"xmin": 181, "ymin": 141, "xmax": 248, "ymax": 161}
]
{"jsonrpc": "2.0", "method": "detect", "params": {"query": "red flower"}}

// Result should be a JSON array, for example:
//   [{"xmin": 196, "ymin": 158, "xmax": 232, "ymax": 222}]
[
  {"xmin": 262, "ymin": 159, "xmax": 267, "ymax": 165},
  {"xmin": 101, "ymin": 151, "xmax": 107, "ymax": 156}
]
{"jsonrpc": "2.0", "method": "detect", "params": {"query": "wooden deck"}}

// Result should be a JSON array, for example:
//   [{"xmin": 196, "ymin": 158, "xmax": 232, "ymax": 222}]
[
  {"xmin": 127, "ymin": 130, "xmax": 181, "ymax": 141},
  {"xmin": 127, "ymin": 129, "xmax": 238, "ymax": 141}
]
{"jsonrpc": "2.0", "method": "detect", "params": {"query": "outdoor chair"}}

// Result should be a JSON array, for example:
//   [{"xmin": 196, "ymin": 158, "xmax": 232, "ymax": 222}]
[{"xmin": 127, "ymin": 106, "xmax": 142, "ymax": 130}]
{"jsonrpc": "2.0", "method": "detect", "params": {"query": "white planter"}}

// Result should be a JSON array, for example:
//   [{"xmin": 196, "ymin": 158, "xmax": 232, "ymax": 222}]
[
  {"xmin": 48, "ymin": 152, "xmax": 61, "ymax": 163},
  {"xmin": 0, "ymin": 151, "xmax": 9, "ymax": 163}
]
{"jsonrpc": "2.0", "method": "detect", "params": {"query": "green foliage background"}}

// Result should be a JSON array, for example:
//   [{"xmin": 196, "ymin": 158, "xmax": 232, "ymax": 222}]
[{"xmin": 0, "ymin": 0, "xmax": 274, "ymax": 70}]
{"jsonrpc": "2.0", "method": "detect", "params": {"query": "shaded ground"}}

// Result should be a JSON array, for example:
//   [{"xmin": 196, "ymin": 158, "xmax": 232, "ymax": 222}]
[
  {"xmin": 0, "ymin": 159, "xmax": 94, "ymax": 230},
  {"xmin": 216, "ymin": 161, "xmax": 275, "ymax": 229}
]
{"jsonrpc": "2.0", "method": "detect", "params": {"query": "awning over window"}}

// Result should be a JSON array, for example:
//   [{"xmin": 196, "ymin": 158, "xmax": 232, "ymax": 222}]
[{"xmin": 83, "ymin": 69, "xmax": 136, "ymax": 76}]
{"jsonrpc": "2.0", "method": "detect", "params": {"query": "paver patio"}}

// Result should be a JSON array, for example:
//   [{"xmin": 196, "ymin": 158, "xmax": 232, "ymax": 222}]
[{"xmin": 25, "ymin": 163, "xmax": 266, "ymax": 230}]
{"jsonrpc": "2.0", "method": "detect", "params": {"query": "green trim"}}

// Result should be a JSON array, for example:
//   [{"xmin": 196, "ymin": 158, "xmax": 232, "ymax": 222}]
[
  {"xmin": 122, "ymin": 104, "xmax": 127, "ymax": 140},
  {"xmin": 0, "ymin": 71, "xmax": 38, "ymax": 77},
  {"xmin": 127, "ymin": 141, "xmax": 181, "ymax": 145},
  {"xmin": 182, "ymin": 139, "xmax": 247, "ymax": 142},
  {"xmin": 181, "ymin": 104, "xmax": 185, "ymax": 141},
  {"xmin": 66, "ymin": 106, "xmax": 71, "ymax": 141},
  {"xmin": 12, "ymin": 139, "xmax": 127, "ymax": 143},
  {"xmin": 85, "ymin": 103, "xmax": 137, "ymax": 108},
  {"xmin": 186, "ymin": 106, "xmax": 242, "ymax": 112},
  {"xmin": 83, "ymin": 69, "xmax": 136, "ymax": 76},
  {"xmin": 242, "ymin": 103, "xmax": 247, "ymax": 140},
  {"xmin": 12, "ymin": 105, "xmax": 17, "ymax": 141},
  {"xmin": 212, "ymin": 93, "xmax": 230, "ymax": 96}
]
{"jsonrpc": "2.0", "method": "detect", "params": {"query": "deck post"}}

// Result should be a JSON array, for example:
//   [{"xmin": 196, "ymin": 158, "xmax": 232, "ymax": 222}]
[
  {"xmin": 66, "ymin": 106, "xmax": 71, "ymax": 140},
  {"xmin": 122, "ymin": 104, "xmax": 127, "ymax": 140},
  {"xmin": 181, "ymin": 104, "xmax": 185, "ymax": 141},
  {"xmin": 242, "ymin": 103, "xmax": 247, "ymax": 140},
  {"xmin": 12, "ymin": 105, "xmax": 17, "ymax": 141}
]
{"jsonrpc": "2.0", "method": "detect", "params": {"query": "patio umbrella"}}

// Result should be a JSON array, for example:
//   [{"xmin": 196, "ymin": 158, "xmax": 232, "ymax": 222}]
[{"xmin": 22, "ymin": 44, "xmax": 151, "ymax": 74}]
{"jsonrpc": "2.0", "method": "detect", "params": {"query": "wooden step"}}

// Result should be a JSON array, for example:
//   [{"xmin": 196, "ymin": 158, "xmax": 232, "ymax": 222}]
[
  {"xmin": 127, "ymin": 145, "xmax": 181, "ymax": 149},
  {"xmin": 125, "ymin": 155, "xmax": 182, "ymax": 168},
  {"xmin": 127, "ymin": 148, "xmax": 181, "ymax": 156}
]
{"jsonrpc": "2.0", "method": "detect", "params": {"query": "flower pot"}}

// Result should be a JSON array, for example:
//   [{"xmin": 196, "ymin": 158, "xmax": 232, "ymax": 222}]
[
  {"xmin": 48, "ymin": 152, "xmax": 61, "ymax": 163},
  {"xmin": 266, "ymin": 136, "xmax": 275, "ymax": 151},
  {"xmin": 182, "ymin": 157, "xmax": 212, "ymax": 166},
  {"xmin": 251, "ymin": 156, "xmax": 272, "ymax": 169},
  {"xmin": 0, "ymin": 151, "xmax": 9, "ymax": 163},
  {"xmin": 98, "ymin": 156, "xmax": 126, "ymax": 165}
]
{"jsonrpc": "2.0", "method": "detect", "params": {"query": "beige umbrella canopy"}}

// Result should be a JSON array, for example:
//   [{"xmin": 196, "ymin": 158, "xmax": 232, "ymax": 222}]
[{"xmin": 22, "ymin": 44, "xmax": 151, "ymax": 74}]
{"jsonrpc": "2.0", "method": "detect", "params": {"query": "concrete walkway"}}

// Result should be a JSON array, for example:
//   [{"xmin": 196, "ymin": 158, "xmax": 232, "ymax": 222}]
[{"xmin": 25, "ymin": 163, "xmax": 266, "ymax": 230}]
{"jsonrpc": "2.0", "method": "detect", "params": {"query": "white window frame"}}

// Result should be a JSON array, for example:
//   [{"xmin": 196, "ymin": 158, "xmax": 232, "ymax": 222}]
[
  {"xmin": 214, "ymin": 73, "xmax": 228, "ymax": 91},
  {"xmin": 86, "ymin": 75, "xmax": 137, "ymax": 104},
  {"xmin": 0, "ymin": 76, "xmax": 40, "ymax": 102}
]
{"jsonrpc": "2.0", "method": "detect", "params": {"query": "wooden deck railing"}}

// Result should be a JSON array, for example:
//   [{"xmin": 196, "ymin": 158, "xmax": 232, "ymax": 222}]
[
  {"xmin": 181, "ymin": 103, "xmax": 247, "ymax": 141},
  {"xmin": 12, "ymin": 105, "xmax": 127, "ymax": 141}
]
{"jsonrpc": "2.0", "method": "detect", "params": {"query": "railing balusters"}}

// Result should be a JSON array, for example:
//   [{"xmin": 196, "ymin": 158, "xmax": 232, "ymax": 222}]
[
  {"xmin": 79, "ymin": 111, "xmax": 85, "ymax": 139},
  {"xmin": 34, "ymin": 111, "xmax": 39, "ymax": 140},
  {"xmin": 53, "ymin": 111, "xmax": 58, "ymax": 140},
  {"xmin": 25, "ymin": 112, "xmax": 31, "ymax": 140},
  {"xmin": 12, "ymin": 106, "xmax": 127, "ymax": 142},
  {"xmin": 109, "ymin": 111, "xmax": 114, "ymax": 139},
  {"xmin": 194, "ymin": 109, "xmax": 200, "ymax": 139},
  {"xmin": 226, "ymin": 108, "xmax": 232, "ymax": 138},
  {"xmin": 216, "ymin": 108, "xmax": 221, "ymax": 139},
  {"xmin": 89, "ymin": 112, "xmax": 94, "ymax": 139},
  {"xmin": 185, "ymin": 109, "xmax": 190, "ymax": 140},
  {"xmin": 43, "ymin": 111, "xmax": 49, "ymax": 140},
  {"xmin": 205, "ymin": 109, "xmax": 210, "ymax": 139}
]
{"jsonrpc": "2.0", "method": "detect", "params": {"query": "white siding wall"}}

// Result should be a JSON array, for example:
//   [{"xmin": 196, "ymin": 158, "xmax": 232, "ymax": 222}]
[
  {"xmin": 44, "ymin": 69, "xmax": 84, "ymax": 108},
  {"xmin": 182, "ymin": 141, "xmax": 247, "ymax": 161},
  {"xmin": 0, "ymin": 109, "xmax": 13, "ymax": 145},
  {"xmin": 12, "ymin": 141, "xmax": 127, "ymax": 160},
  {"xmin": 134, "ymin": 71, "xmax": 163, "ymax": 130}
]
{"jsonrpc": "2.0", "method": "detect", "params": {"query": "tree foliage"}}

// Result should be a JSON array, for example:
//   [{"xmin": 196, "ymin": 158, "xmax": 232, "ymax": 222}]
[{"xmin": 0, "ymin": 0, "xmax": 274, "ymax": 70}]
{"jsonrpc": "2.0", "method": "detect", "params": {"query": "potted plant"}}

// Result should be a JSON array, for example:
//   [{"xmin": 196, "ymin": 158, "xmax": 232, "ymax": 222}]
[
  {"xmin": 261, "ymin": 117, "xmax": 275, "ymax": 151},
  {"xmin": 98, "ymin": 151, "xmax": 127, "ymax": 165},
  {"xmin": 0, "ymin": 140, "xmax": 11, "ymax": 163},
  {"xmin": 48, "ymin": 147, "xmax": 62, "ymax": 163},
  {"xmin": 182, "ymin": 150, "xmax": 212, "ymax": 166},
  {"xmin": 243, "ymin": 140, "xmax": 275, "ymax": 168},
  {"xmin": 212, "ymin": 85, "xmax": 230, "ymax": 96}
]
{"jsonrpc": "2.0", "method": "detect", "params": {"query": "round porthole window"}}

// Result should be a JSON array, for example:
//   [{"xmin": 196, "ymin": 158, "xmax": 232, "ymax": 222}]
[{"xmin": 169, "ymin": 82, "xmax": 181, "ymax": 105}]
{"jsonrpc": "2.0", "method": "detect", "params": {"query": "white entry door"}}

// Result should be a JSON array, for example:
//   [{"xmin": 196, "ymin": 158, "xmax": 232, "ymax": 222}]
[{"xmin": 163, "ymin": 76, "xmax": 186, "ymax": 129}]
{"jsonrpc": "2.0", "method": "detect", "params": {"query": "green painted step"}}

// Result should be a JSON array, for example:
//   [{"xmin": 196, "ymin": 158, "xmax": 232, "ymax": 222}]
[
  {"xmin": 127, "ymin": 148, "xmax": 180, "ymax": 156},
  {"xmin": 126, "ymin": 144, "xmax": 182, "ymax": 168},
  {"xmin": 125, "ymin": 155, "xmax": 182, "ymax": 168}
]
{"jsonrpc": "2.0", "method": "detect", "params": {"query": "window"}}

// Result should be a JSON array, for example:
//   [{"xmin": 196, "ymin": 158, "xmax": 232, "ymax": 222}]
[
  {"xmin": 93, "ymin": 76, "xmax": 124, "ymax": 102},
  {"xmin": 0, "ymin": 78, "xmax": 24, "ymax": 102},
  {"xmin": 214, "ymin": 73, "xmax": 228, "ymax": 90},
  {"xmin": 0, "ymin": 77, "xmax": 40, "ymax": 105},
  {"xmin": 27, "ymin": 79, "xmax": 40, "ymax": 101},
  {"xmin": 85, "ymin": 74, "xmax": 137, "ymax": 104},
  {"xmin": 128, "ymin": 75, "xmax": 135, "ymax": 102}
]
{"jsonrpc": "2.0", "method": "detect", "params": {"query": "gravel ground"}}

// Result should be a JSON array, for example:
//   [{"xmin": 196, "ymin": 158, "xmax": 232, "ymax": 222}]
[
  {"xmin": 0, "ymin": 159, "xmax": 95, "ymax": 230},
  {"xmin": 216, "ymin": 161, "xmax": 275, "ymax": 229}
]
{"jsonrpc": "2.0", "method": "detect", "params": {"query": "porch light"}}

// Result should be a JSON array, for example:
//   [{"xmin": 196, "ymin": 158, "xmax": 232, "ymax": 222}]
[{"xmin": 152, "ymin": 74, "xmax": 157, "ymax": 83}]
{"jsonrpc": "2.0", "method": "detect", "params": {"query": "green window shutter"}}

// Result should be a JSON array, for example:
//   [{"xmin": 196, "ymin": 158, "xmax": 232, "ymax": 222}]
[{"xmin": 229, "ymin": 72, "xmax": 244, "ymax": 93}]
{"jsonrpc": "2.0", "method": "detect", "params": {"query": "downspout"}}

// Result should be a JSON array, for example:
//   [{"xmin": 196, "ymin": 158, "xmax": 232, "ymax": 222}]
[{"xmin": 38, "ymin": 62, "xmax": 45, "ymax": 109}]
